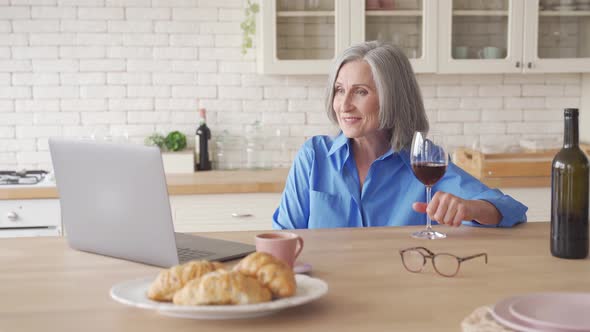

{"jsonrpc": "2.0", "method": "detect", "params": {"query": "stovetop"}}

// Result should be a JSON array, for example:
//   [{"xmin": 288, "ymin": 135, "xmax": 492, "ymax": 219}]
[{"xmin": 0, "ymin": 170, "xmax": 48, "ymax": 185}]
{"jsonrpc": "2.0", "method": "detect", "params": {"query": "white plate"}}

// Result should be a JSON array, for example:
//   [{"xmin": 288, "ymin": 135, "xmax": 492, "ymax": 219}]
[
  {"xmin": 509, "ymin": 293, "xmax": 590, "ymax": 332},
  {"xmin": 110, "ymin": 274, "xmax": 328, "ymax": 319}
]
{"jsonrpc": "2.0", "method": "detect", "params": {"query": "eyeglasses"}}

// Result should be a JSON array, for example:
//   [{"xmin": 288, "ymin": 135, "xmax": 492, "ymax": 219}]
[{"xmin": 399, "ymin": 247, "xmax": 488, "ymax": 277}]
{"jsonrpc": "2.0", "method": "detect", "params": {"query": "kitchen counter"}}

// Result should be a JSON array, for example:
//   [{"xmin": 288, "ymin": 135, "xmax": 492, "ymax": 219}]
[
  {"xmin": 0, "ymin": 168, "xmax": 290, "ymax": 200},
  {"xmin": 0, "ymin": 165, "xmax": 551, "ymax": 202},
  {"xmin": 1, "ymin": 223, "xmax": 588, "ymax": 332}
]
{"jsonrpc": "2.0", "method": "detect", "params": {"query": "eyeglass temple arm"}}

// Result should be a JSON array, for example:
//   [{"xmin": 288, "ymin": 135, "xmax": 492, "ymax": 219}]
[
  {"xmin": 401, "ymin": 246, "xmax": 436, "ymax": 256},
  {"xmin": 459, "ymin": 253, "xmax": 488, "ymax": 264}
]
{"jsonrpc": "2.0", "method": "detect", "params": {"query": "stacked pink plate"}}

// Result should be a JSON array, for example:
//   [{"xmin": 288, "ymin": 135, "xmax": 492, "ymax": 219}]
[{"xmin": 491, "ymin": 293, "xmax": 590, "ymax": 331}]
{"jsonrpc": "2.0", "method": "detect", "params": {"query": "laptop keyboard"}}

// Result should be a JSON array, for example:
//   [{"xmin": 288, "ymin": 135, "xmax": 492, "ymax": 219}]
[{"xmin": 177, "ymin": 247, "xmax": 214, "ymax": 262}]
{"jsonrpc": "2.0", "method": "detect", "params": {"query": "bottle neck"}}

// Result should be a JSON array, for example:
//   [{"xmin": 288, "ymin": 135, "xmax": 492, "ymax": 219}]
[
  {"xmin": 199, "ymin": 118, "xmax": 206, "ymax": 125},
  {"xmin": 564, "ymin": 116, "xmax": 579, "ymax": 148}
]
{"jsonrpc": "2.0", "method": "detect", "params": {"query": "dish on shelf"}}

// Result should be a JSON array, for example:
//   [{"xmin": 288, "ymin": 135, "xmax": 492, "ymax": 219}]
[{"xmin": 552, "ymin": 5, "xmax": 578, "ymax": 10}]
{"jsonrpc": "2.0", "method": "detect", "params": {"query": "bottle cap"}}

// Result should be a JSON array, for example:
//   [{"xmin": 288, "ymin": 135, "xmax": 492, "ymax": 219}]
[
  {"xmin": 199, "ymin": 108, "xmax": 207, "ymax": 120},
  {"xmin": 564, "ymin": 108, "xmax": 579, "ymax": 117}
]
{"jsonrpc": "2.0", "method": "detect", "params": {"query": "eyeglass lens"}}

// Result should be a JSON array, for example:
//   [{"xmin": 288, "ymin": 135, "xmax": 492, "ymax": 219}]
[
  {"xmin": 432, "ymin": 253, "xmax": 460, "ymax": 277},
  {"xmin": 401, "ymin": 249, "xmax": 461, "ymax": 277},
  {"xmin": 401, "ymin": 250, "xmax": 425, "ymax": 272}
]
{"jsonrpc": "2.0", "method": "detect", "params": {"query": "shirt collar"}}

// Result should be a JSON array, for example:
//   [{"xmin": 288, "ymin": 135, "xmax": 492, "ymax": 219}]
[
  {"xmin": 327, "ymin": 132, "xmax": 349, "ymax": 157},
  {"xmin": 326, "ymin": 132, "xmax": 350, "ymax": 172},
  {"xmin": 327, "ymin": 132, "xmax": 398, "ymax": 171}
]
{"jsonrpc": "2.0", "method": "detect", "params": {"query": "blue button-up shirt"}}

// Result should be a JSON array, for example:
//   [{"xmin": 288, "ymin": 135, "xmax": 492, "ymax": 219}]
[{"xmin": 273, "ymin": 133, "xmax": 528, "ymax": 229}]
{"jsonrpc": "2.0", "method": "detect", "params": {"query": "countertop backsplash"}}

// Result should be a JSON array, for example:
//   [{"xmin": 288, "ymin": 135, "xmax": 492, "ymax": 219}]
[{"xmin": 0, "ymin": 0, "xmax": 582, "ymax": 171}]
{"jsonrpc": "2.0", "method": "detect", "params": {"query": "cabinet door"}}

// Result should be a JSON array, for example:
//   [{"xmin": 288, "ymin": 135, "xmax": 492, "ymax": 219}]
[
  {"xmin": 438, "ymin": 0, "xmax": 524, "ymax": 73},
  {"xmin": 0, "ymin": 199, "xmax": 62, "ymax": 237},
  {"xmin": 523, "ymin": 0, "xmax": 590, "ymax": 73},
  {"xmin": 349, "ymin": 0, "xmax": 437, "ymax": 73},
  {"xmin": 501, "ymin": 188, "xmax": 550, "ymax": 222},
  {"xmin": 170, "ymin": 193, "xmax": 281, "ymax": 232},
  {"xmin": 258, "ymin": 0, "xmax": 350, "ymax": 74}
]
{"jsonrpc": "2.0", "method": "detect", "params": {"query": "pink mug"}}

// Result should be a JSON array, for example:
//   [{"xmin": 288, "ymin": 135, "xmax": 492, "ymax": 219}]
[{"xmin": 255, "ymin": 232, "xmax": 304, "ymax": 268}]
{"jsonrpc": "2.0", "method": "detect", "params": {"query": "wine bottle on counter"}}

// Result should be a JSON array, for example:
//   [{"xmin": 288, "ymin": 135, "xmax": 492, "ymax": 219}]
[
  {"xmin": 551, "ymin": 108, "xmax": 589, "ymax": 259},
  {"xmin": 195, "ymin": 108, "xmax": 212, "ymax": 171}
]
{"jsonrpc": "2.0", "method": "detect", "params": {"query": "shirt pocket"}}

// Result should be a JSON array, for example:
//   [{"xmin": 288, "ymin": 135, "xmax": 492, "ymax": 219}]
[{"xmin": 308, "ymin": 190, "xmax": 350, "ymax": 228}]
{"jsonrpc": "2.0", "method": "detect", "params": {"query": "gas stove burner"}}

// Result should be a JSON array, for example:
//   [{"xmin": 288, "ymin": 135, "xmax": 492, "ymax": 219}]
[{"xmin": 0, "ymin": 170, "xmax": 48, "ymax": 185}]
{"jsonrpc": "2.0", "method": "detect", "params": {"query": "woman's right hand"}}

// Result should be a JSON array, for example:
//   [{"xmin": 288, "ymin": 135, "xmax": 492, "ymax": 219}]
[{"xmin": 412, "ymin": 191, "xmax": 473, "ymax": 227}]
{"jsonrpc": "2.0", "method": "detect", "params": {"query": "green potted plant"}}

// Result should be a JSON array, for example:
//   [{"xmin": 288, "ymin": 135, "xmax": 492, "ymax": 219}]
[
  {"xmin": 146, "ymin": 131, "xmax": 194, "ymax": 174},
  {"xmin": 241, "ymin": 0, "xmax": 259, "ymax": 55},
  {"xmin": 144, "ymin": 133, "xmax": 166, "ymax": 149},
  {"xmin": 164, "ymin": 131, "xmax": 187, "ymax": 152}
]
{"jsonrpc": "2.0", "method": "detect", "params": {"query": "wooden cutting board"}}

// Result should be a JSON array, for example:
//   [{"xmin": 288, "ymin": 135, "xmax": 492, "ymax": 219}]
[{"xmin": 453, "ymin": 144, "xmax": 590, "ymax": 188}]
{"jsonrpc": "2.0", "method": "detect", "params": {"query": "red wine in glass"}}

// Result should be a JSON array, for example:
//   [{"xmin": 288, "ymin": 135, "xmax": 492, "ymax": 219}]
[
  {"xmin": 412, "ymin": 162, "xmax": 447, "ymax": 186},
  {"xmin": 410, "ymin": 131, "xmax": 449, "ymax": 240}
]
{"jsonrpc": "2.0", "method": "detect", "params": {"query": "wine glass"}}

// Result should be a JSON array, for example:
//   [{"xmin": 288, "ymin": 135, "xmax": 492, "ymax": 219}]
[{"xmin": 410, "ymin": 131, "xmax": 449, "ymax": 240}]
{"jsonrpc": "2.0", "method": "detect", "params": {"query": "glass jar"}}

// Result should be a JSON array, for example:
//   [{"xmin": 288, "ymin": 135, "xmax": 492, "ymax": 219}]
[
  {"xmin": 245, "ymin": 121, "xmax": 271, "ymax": 170},
  {"xmin": 214, "ymin": 130, "xmax": 242, "ymax": 170}
]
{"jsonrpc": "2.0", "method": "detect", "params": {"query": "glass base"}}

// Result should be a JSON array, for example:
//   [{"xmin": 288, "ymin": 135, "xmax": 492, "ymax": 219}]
[{"xmin": 412, "ymin": 229, "xmax": 447, "ymax": 240}]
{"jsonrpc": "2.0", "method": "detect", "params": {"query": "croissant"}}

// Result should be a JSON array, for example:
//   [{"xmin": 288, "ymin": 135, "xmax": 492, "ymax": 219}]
[
  {"xmin": 172, "ymin": 270, "xmax": 272, "ymax": 305},
  {"xmin": 233, "ymin": 252, "xmax": 297, "ymax": 298},
  {"xmin": 147, "ymin": 260, "xmax": 224, "ymax": 302}
]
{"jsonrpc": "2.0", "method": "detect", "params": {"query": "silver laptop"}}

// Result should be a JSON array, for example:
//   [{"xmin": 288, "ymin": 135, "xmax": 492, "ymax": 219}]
[{"xmin": 48, "ymin": 138, "xmax": 255, "ymax": 267}]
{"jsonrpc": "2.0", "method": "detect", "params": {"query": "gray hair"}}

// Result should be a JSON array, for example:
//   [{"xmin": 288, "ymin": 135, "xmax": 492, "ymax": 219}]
[{"xmin": 325, "ymin": 41, "xmax": 429, "ymax": 151}]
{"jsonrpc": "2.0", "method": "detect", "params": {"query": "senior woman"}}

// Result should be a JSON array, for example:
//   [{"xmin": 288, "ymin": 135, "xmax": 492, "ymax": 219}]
[{"xmin": 272, "ymin": 41, "xmax": 527, "ymax": 230}]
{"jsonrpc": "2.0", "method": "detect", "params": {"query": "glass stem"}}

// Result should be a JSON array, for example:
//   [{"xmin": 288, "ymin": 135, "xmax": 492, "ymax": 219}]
[{"xmin": 426, "ymin": 186, "xmax": 432, "ymax": 231}]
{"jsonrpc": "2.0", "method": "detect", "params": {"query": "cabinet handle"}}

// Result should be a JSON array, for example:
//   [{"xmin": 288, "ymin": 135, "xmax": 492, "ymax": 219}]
[
  {"xmin": 231, "ymin": 213, "xmax": 253, "ymax": 218},
  {"xmin": 515, "ymin": 61, "xmax": 520, "ymax": 68},
  {"xmin": 7, "ymin": 211, "xmax": 18, "ymax": 221},
  {"xmin": 527, "ymin": 62, "xmax": 532, "ymax": 69}
]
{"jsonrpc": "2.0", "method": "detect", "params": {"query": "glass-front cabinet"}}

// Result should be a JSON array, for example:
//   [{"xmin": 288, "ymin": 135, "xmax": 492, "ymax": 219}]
[
  {"xmin": 349, "ymin": 0, "xmax": 437, "ymax": 72},
  {"xmin": 523, "ymin": 0, "xmax": 590, "ymax": 72},
  {"xmin": 258, "ymin": 0, "xmax": 435, "ymax": 74},
  {"xmin": 258, "ymin": 0, "xmax": 350, "ymax": 74},
  {"xmin": 258, "ymin": 0, "xmax": 590, "ymax": 74},
  {"xmin": 438, "ymin": 0, "xmax": 525, "ymax": 73}
]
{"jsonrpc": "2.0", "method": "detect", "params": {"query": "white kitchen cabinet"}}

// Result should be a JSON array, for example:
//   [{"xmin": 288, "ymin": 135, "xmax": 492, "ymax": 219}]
[
  {"xmin": 169, "ymin": 193, "xmax": 281, "ymax": 233},
  {"xmin": 504, "ymin": 186, "xmax": 590, "ymax": 223},
  {"xmin": 439, "ymin": 0, "xmax": 590, "ymax": 73},
  {"xmin": 349, "ymin": 0, "xmax": 438, "ymax": 73},
  {"xmin": 258, "ymin": 0, "xmax": 436, "ymax": 74},
  {"xmin": 502, "ymin": 187, "xmax": 550, "ymax": 222},
  {"xmin": 583, "ymin": 74, "xmax": 590, "ymax": 139},
  {"xmin": 438, "ymin": 0, "xmax": 525, "ymax": 73},
  {"xmin": 258, "ymin": 0, "xmax": 350, "ymax": 74},
  {"xmin": 523, "ymin": 0, "xmax": 590, "ymax": 73},
  {"xmin": 0, "ymin": 199, "xmax": 62, "ymax": 237},
  {"xmin": 260, "ymin": 0, "xmax": 590, "ymax": 74}
]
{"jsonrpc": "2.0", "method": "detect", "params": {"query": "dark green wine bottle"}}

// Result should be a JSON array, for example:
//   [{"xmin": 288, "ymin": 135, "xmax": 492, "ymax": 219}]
[
  {"xmin": 551, "ymin": 108, "xmax": 589, "ymax": 259},
  {"xmin": 196, "ymin": 108, "xmax": 211, "ymax": 171}
]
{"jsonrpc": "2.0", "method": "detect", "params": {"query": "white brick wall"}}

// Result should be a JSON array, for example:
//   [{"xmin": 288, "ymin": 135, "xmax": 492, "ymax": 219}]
[
  {"xmin": 13, "ymin": 73, "xmax": 59, "ymax": 85},
  {"xmin": 60, "ymin": 20, "xmax": 107, "ymax": 32},
  {"xmin": 0, "ymin": 1, "xmax": 583, "ymax": 171},
  {"xmin": 0, "ymin": 47, "xmax": 10, "ymax": 58},
  {"xmin": 17, "ymin": 99, "xmax": 59, "ymax": 112}
]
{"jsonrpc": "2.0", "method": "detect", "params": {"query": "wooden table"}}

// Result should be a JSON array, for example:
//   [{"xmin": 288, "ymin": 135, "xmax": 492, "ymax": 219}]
[{"xmin": 0, "ymin": 222, "xmax": 588, "ymax": 331}]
